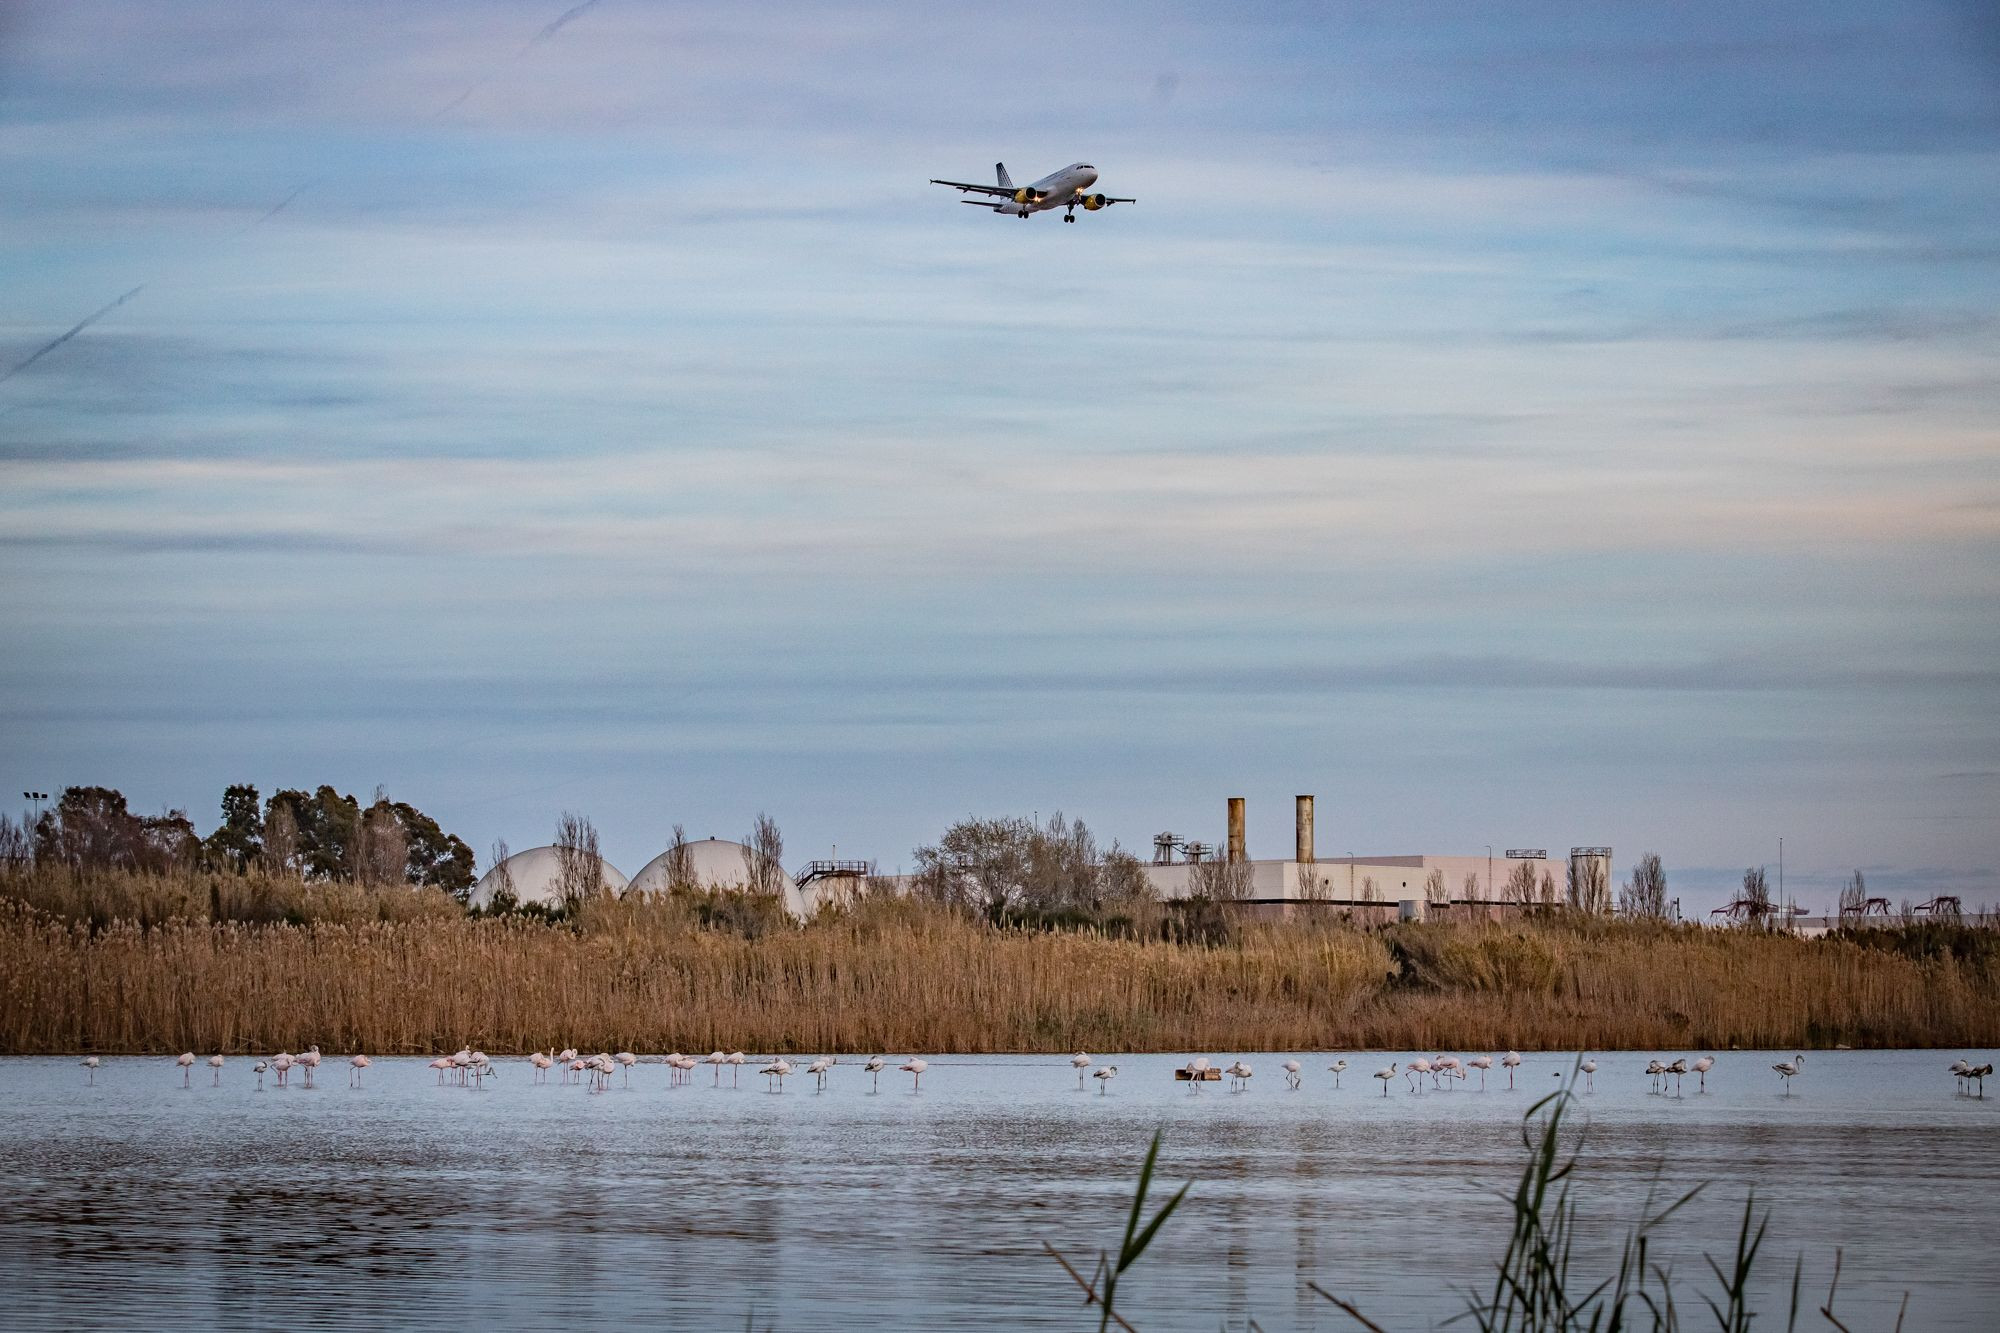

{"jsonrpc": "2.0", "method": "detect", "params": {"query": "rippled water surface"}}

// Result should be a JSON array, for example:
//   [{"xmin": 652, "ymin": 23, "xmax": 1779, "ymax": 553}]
[{"xmin": 4, "ymin": 1050, "xmax": 1997, "ymax": 1330}]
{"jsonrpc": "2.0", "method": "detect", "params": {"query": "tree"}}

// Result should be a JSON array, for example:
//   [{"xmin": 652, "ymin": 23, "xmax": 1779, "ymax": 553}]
[
  {"xmin": 552, "ymin": 812, "xmax": 605, "ymax": 911},
  {"xmin": 265, "ymin": 786, "xmax": 362, "ymax": 880},
  {"xmin": 262, "ymin": 800, "xmax": 301, "ymax": 877},
  {"xmin": 355, "ymin": 796, "xmax": 409, "ymax": 887},
  {"xmin": 1504, "ymin": 859, "xmax": 1541, "ymax": 905},
  {"xmin": 1190, "ymin": 855, "xmax": 1254, "ymax": 902},
  {"xmin": 1462, "ymin": 870, "xmax": 1481, "ymax": 901},
  {"xmin": 1838, "ymin": 870, "xmax": 1867, "ymax": 920},
  {"xmin": 1742, "ymin": 866, "xmax": 1771, "ymax": 920},
  {"xmin": 913, "ymin": 816, "xmax": 1032, "ymax": 919},
  {"xmin": 663, "ymin": 823, "xmax": 696, "ymax": 892},
  {"xmin": 204, "ymin": 784, "xmax": 264, "ymax": 873},
  {"xmin": 741, "ymin": 812, "xmax": 788, "ymax": 899},
  {"xmin": 391, "ymin": 800, "xmax": 474, "ymax": 897},
  {"xmin": 31, "ymin": 786, "xmax": 196, "ymax": 874},
  {"xmin": 1425, "ymin": 867, "xmax": 1449, "ymax": 905},
  {"xmin": 1620, "ymin": 853, "xmax": 1668, "ymax": 919},
  {"xmin": 912, "ymin": 813, "xmax": 1158, "ymax": 924},
  {"xmin": 1567, "ymin": 855, "xmax": 1611, "ymax": 914},
  {"xmin": 483, "ymin": 838, "xmax": 518, "ymax": 912}
]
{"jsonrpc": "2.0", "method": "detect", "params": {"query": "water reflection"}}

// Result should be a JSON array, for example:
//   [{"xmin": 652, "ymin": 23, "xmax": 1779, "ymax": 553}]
[{"xmin": 2, "ymin": 1050, "xmax": 1996, "ymax": 1330}]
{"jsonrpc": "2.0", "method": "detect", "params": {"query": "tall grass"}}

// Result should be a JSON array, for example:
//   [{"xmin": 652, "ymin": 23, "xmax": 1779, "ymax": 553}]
[{"xmin": 0, "ymin": 866, "xmax": 1994, "ymax": 1054}]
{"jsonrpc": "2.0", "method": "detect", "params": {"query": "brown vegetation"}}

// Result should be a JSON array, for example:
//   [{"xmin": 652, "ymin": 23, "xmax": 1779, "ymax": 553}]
[{"xmin": 1, "ymin": 866, "xmax": 1995, "ymax": 1055}]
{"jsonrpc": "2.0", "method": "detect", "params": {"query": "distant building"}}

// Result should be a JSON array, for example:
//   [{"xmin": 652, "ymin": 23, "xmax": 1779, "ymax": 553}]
[{"xmin": 469, "ymin": 844, "xmax": 628, "ymax": 910}]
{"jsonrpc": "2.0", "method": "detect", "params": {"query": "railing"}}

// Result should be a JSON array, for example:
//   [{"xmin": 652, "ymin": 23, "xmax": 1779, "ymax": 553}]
[{"xmin": 794, "ymin": 859, "xmax": 873, "ymax": 887}]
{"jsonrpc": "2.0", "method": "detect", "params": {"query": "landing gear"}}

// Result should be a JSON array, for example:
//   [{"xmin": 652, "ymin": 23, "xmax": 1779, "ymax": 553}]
[{"xmin": 1064, "ymin": 212, "xmax": 1076, "ymax": 223}]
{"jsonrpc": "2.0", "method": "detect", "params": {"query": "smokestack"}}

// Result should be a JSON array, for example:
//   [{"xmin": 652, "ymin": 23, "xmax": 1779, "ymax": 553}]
[
  {"xmin": 1295, "ymin": 795, "xmax": 1314, "ymax": 864},
  {"xmin": 1226, "ymin": 797, "xmax": 1246, "ymax": 864}
]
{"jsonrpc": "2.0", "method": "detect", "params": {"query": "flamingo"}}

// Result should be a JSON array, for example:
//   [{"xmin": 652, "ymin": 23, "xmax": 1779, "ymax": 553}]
[
  {"xmin": 1692, "ymin": 1055, "xmax": 1715, "ymax": 1092},
  {"xmin": 1227, "ymin": 1060, "xmax": 1254, "ymax": 1092},
  {"xmin": 529, "ymin": 1050, "xmax": 554, "ymax": 1083},
  {"xmin": 207, "ymin": 1053, "xmax": 225, "ymax": 1085},
  {"xmin": 272, "ymin": 1052, "xmax": 294, "ymax": 1087},
  {"xmin": 253, "ymin": 1060, "xmax": 268, "ymax": 1088},
  {"xmin": 1579, "ymin": 1057, "xmax": 1597, "ymax": 1093},
  {"xmin": 1467, "ymin": 1054, "xmax": 1493, "ymax": 1091},
  {"xmin": 1328, "ymin": 1058, "xmax": 1348, "ymax": 1088},
  {"xmin": 1093, "ymin": 1065, "xmax": 1118, "ymax": 1094},
  {"xmin": 1949, "ymin": 1058, "xmax": 1970, "ymax": 1093},
  {"xmin": 1282, "ymin": 1059, "xmax": 1302, "ymax": 1090},
  {"xmin": 1501, "ymin": 1050, "xmax": 1522, "ymax": 1090},
  {"xmin": 1645, "ymin": 1059, "xmax": 1666, "ymax": 1093},
  {"xmin": 1772, "ymin": 1053, "xmax": 1804, "ymax": 1095},
  {"xmin": 900, "ymin": 1056, "xmax": 927, "ymax": 1091},
  {"xmin": 864, "ymin": 1055, "xmax": 887, "ymax": 1092},
  {"xmin": 1185, "ymin": 1056, "xmax": 1212, "ymax": 1092},
  {"xmin": 176, "ymin": 1052, "xmax": 196, "ymax": 1087},
  {"xmin": 760, "ymin": 1057, "xmax": 793, "ymax": 1093},
  {"xmin": 428, "ymin": 1056, "xmax": 452, "ymax": 1084},
  {"xmin": 1070, "ymin": 1051, "xmax": 1092, "ymax": 1089},
  {"xmin": 705, "ymin": 1050, "xmax": 727, "ymax": 1085},
  {"xmin": 299, "ymin": 1046, "xmax": 322, "ymax": 1088},
  {"xmin": 1433, "ymin": 1055, "xmax": 1464, "ymax": 1089},
  {"xmin": 1970, "ymin": 1063, "xmax": 1992, "ymax": 1098},
  {"xmin": 80, "ymin": 1055, "xmax": 100, "ymax": 1084},
  {"xmin": 1373, "ymin": 1062, "xmax": 1398, "ymax": 1096},
  {"xmin": 614, "ymin": 1051, "xmax": 637, "ymax": 1086},
  {"xmin": 808, "ymin": 1056, "xmax": 834, "ymax": 1091},
  {"xmin": 1666, "ymin": 1058, "xmax": 1688, "ymax": 1096},
  {"xmin": 1406, "ymin": 1057, "xmax": 1432, "ymax": 1094},
  {"xmin": 348, "ymin": 1054, "xmax": 371, "ymax": 1087},
  {"xmin": 726, "ymin": 1051, "xmax": 747, "ymax": 1088}
]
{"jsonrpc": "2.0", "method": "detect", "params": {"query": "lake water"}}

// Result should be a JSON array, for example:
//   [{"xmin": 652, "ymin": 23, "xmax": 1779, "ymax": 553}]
[{"xmin": 3, "ymin": 1050, "xmax": 1996, "ymax": 1330}]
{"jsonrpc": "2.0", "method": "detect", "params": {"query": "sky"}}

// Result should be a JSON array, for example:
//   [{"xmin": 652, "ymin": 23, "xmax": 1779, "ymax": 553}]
[{"xmin": 2, "ymin": 1, "xmax": 1997, "ymax": 912}]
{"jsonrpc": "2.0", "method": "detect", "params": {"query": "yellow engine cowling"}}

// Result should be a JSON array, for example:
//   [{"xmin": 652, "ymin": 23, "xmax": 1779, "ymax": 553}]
[
  {"xmin": 1013, "ymin": 187, "xmax": 1030, "ymax": 203},
  {"xmin": 1082, "ymin": 193, "xmax": 1106, "ymax": 211}
]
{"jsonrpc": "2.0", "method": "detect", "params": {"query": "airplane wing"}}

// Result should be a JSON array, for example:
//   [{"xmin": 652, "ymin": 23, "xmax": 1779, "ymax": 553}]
[{"xmin": 931, "ymin": 178, "xmax": 1017, "ymax": 197}]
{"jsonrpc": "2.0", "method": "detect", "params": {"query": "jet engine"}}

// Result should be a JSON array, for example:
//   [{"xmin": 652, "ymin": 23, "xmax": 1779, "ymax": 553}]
[
  {"xmin": 1081, "ymin": 193, "xmax": 1108, "ymax": 211},
  {"xmin": 1012, "ymin": 187, "xmax": 1047, "ymax": 204}
]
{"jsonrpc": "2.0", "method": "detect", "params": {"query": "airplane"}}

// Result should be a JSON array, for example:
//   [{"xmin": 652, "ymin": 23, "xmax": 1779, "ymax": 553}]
[{"xmin": 929, "ymin": 162, "xmax": 1135, "ymax": 222}]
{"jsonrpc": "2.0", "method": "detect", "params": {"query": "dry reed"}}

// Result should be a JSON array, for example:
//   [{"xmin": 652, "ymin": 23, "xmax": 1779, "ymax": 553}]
[{"xmin": 1, "ymin": 869, "xmax": 1994, "ymax": 1055}]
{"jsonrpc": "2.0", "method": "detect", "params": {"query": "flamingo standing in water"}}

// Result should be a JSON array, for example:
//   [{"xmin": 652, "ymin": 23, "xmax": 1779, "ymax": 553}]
[
  {"xmin": 1645, "ymin": 1059, "xmax": 1666, "ymax": 1093},
  {"xmin": 1185, "ymin": 1057, "xmax": 1213, "ymax": 1092},
  {"xmin": 1579, "ymin": 1057, "xmax": 1597, "ymax": 1093},
  {"xmin": 528, "ymin": 1050, "xmax": 554, "ymax": 1083},
  {"xmin": 272, "ymin": 1052, "xmax": 294, "ymax": 1087},
  {"xmin": 1373, "ymin": 1062, "xmax": 1398, "ymax": 1096},
  {"xmin": 864, "ymin": 1055, "xmax": 887, "ymax": 1092},
  {"xmin": 348, "ymin": 1054, "xmax": 371, "ymax": 1087},
  {"xmin": 705, "ymin": 1051, "xmax": 727, "ymax": 1085},
  {"xmin": 1501, "ymin": 1050, "xmax": 1522, "ymax": 1090},
  {"xmin": 1070, "ymin": 1051, "xmax": 1092, "ymax": 1089},
  {"xmin": 614, "ymin": 1051, "xmax": 637, "ymax": 1087},
  {"xmin": 1692, "ymin": 1055, "xmax": 1715, "ymax": 1092},
  {"xmin": 901, "ymin": 1057, "xmax": 928, "ymax": 1091},
  {"xmin": 1405, "ymin": 1057, "xmax": 1432, "ymax": 1094},
  {"xmin": 1666, "ymin": 1058, "xmax": 1688, "ymax": 1096},
  {"xmin": 1467, "ymin": 1054, "xmax": 1493, "ymax": 1091},
  {"xmin": 176, "ymin": 1052, "xmax": 196, "ymax": 1087},
  {"xmin": 1433, "ymin": 1055, "xmax": 1464, "ymax": 1090},
  {"xmin": 207, "ymin": 1053, "xmax": 224, "ymax": 1085},
  {"xmin": 299, "ymin": 1046, "xmax": 322, "ymax": 1088},
  {"xmin": 80, "ymin": 1056, "xmax": 100, "ymax": 1084},
  {"xmin": 1093, "ymin": 1065, "xmax": 1118, "ymax": 1094},
  {"xmin": 1949, "ymin": 1058, "xmax": 1970, "ymax": 1094},
  {"xmin": 726, "ymin": 1051, "xmax": 747, "ymax": 1087},
  {"xmin": 1227, "ymin": 1060, "xmax": 1254, "ymax": 1092},
  {"xmin": 428, "ymin": 1057, "xmax": 453, "ymax": 1084},
  {"xmin": 808, "ymin": 1056, "xmax": 834, "ymax": 1092},
  {"xmin": 1328, "ymin": 1059, "xmax": 1348, "ymax": 1088},
  {"xmin": 1970, "ymin": 1063, "xmax": 1992, "ymax": 1098},
  {"xmin": 253, "ymin": 1060, "xmax": 268, "ymax": 1089},
  {"xmin": 1772, "ymin": 1053, "xmax": 1804, "ymax": 1095},
  {"xmin": 1282, "ymin": 1059, "xmax": 1303, "ymax": 1090},
  {"xmin": 760, "ymin": 1057, "xmax": 793, "ymax": 1093}
]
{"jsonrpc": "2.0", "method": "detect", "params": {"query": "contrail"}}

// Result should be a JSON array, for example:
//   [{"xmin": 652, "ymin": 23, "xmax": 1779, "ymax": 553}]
[
  {"xmin": 0, "ymin": 286, "xmax": 145, "ymax": 386},
  {"xmin": 3, "ymin": 0, "xmax": 606, "ymax": 387}
]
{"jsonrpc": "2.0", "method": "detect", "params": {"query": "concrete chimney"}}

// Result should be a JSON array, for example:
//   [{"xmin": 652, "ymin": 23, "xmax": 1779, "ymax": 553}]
[
  {"xmin": 1295, "ymin": 795, "xmax": 1314, "ymax": 864},
  {"xmin": 1226, "ymin": 797, "xmax": 1246, "ymax": 864}
]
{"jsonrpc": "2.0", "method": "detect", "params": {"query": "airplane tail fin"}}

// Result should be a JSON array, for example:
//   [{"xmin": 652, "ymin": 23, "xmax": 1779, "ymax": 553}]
[{"xmin": 995, "ymin": 162, "xmax": 1012, "ymax": 191}]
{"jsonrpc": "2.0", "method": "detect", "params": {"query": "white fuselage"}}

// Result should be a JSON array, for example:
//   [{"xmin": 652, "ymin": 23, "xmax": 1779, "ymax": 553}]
[{"xmin": 998, "ymin": 163, "xmax": 1098, "ymax": 215}]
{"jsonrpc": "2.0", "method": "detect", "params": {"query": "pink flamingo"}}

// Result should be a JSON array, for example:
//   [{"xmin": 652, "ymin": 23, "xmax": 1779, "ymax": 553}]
[
  {"xmin": 1692, "ymin": 1055, "xmax": 1715, "ymax": 1092},
  {"xmin": 1501, "ymin": 1050, "xmax": 1522, "ymax": 1090},
  {"xmin": 298, "ymin": 1046, "xmax": 322, "ymax": 1088},
  {"xmin": 207, "ymin": 1053, "xmax": 225, "ymax": 1085},
  {"xmin": 272, "ymin": 1052, "xmax": 294, "ymax": 1086},
  {"xmin": 80, "ymin": 1056, "xmax": 100, "ymax": 1084},
  {"xmin": 1467, "ymin": 1054, "xmax": 1493, "ymax": 1090},
  {"xmin": 726, "ymin": 1051, "xmax": 747, "ymax": 1087},
  {"xmin": 348, "ymin": 1054, "xmax": 371, "ymax": 1087},
  {"xmin": 614, "ymin": 1051, "xmax": 637, "ymax": 1086},
  {"xmin": 176, "ymin": 1052, "xmax": 196, "ymax": 1087},
  {"xmin": 900, "ymin": 1057, "xmax": 927, "ymax": 1092}
]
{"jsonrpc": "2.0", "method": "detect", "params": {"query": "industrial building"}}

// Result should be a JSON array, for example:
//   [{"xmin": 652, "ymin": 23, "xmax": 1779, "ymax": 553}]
[{"xmin": 1139, "ymin": 795, "xmax": 1612, "ymax": 922}]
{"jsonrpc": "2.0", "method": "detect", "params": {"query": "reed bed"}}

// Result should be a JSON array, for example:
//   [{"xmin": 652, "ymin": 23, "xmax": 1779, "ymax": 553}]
[{"xmin": 1, "ymin": 869, "xmax": 1995, "ymax": 1054}]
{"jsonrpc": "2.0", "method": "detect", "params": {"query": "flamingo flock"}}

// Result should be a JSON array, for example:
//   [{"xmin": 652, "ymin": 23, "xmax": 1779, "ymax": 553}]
[{"xmin": 75, "ymin": 1048, "xmax": 1997, "ymax": 1104}]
